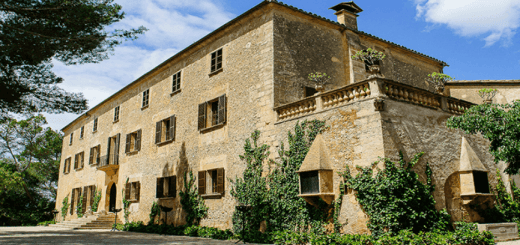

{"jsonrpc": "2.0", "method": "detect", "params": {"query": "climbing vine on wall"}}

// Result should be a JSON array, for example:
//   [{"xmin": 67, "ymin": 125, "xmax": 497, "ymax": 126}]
[
  {"xmin": 61, "ymin": 195, "xmax": 69, "ymax": 221},
  {"xmin": 122, "ymin": 178, "xmax": 130, "ymax": 223},
  {"xmin": 76, "ymin": 194, "xmax": 84, "ymax": 218},
  {"xmin": 149, "ymin": 201, "xmax": 161, "ymax": 225},
  {"xmin": 344, "ymin": 152, "xmax": 450, "ymax": 237},
  {"xmin": 91, "ymin": 190, "xmax": 101, "ymax": 212},
  {"xmin": 478, "ymin": 169, "xmax": 520, "ymax": 225},
  {"xmin": 179, "ymin": 170, "xmax": 208, "ymax": 226}
]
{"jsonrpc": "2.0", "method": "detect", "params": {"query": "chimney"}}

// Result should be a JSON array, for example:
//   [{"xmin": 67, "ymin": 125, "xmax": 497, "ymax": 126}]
[{"xmin": 330, "ymin": 2, "xmax": 363, "ymax": 30}]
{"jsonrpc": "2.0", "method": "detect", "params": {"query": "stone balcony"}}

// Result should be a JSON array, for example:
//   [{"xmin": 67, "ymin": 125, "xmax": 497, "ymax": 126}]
[{"xmin": 97, "ymin": 155, "xmax": 119, "ymax": 175}]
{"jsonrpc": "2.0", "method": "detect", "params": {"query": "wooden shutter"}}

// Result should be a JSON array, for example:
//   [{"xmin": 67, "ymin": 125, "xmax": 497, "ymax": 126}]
[
  {"xmin": 125, "ymin": 183, "xmax": 131, "ymax": 200},
  {"xmin": 136, "ymin": 129, "xmax": 142, "ymax": 151},
  {"xmin": 217, "ymin": 168, "xmax": 225, "ymax": 194},
  {"xmin": 170, "ymin": 176, "xmax": 177, "ymax": 197},
  {"xmin": 70, "ymin": 189, "xmax": 75, "ymax": 214},
  {"xmin": 125, "ymin": 134, "xmax": 131, "ymax": 153},
  {"xmin": 156, "ymin": 178, "xmax": 164, "ymax": 198},
  {"xmin": 67, "ymin": 159, "xmax": 71, "ymax": 173},
  {"xmin": 96, "ymin": 145, "xmax": 100, "ymax": 164},
  {"xmin": 63, "ymin": 160, "xmax": 67, "ymax": 173},
  {"xmin": 218, "ymin": 95, "xmax": 226, "ymax": 125},
  {"xmin": 89, "ymin": 147, "xmax": 94, "ymax": 165},
  {"xmin": 169, "ymin": 116, "xmax": 176, "ymax": 141},
  {"xmin": 90, "ymin": 185, "xmax": 96, "ymax": 207},
  {"xmin": 82, "ymin": 186, "xmax": 88, "ymax": 213},
  {"xmin": 114, "ymin": 133, "xmax": 120, "ymax": 165},
  {"xmin": 198, "ymin": 102, "xmax": 207, "ymax": 130},
  {"xmin": 74, "ymin": 155, "xmax": 78, "ymax": 169},
  {"xmin": 80, "ymin": 152, "xmax": 84, "ymax": 168},
  {"xmin": 155, "ymin": 121, "xmax": 162, "ymax": 144},
  {"xmin": 198, "ymin": 171, "xmax": 206, "ymax": 195},
  {"xmin": 136, "ymin": 182, "xmax": 140, "ymax": 201},
  {"xmin": 106, "ymin": 137, "xmax": 111, "ymax": 164}
]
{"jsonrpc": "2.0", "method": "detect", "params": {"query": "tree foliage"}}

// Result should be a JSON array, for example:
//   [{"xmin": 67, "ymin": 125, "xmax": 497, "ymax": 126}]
[
  {"xmin": 446, "ymin": 101, "xmax": 520, "ymax": 174},
  {"xmin": 0, "ymin": 0, "xmax": 147, "ymax": 117},
  {"xmin": 179, "ymin": 170, "xmax": 208, "ymax": 226}
]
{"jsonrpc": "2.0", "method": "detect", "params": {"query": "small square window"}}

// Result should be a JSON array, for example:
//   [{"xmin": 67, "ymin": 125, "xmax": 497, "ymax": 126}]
[
  {"xmin": 198, "ymin": 168, "xmax": 225, "ymax": 198},
  {"xmin": 198, "ymin": 94, "xmax": 226, "ymax": 131},
  {"xmin": 80, "ymin": 126, "xmax": 84, "ymax": 139},
  {"xmin": 155, "ymin": 116, "xmax": 176, "ymax": 144},
  {"xmin": 210, "ymin": 48, "xmax": 223, "ymax": 73},
  {"xmin": 300, "ymin": 171, "xmax": 320, "ymax": 194},
  {"xmin": 473, "ymin": 171, "xmax": 490, "ymax": 194},
  {"xmin": 142, "ymin": 89, "xmax": 149, "ymax": 108},
  {"xmin": 93, "ymin": 118, "xmax": 98, "ymax": 132},
  {"xmin": 114, "ymin": 106, "xmax": 120, "ymax": 122},
  {"xmin": 172, "ymin": 71, "xmax": 181, "ymax": 94},
  {"xmin": 74, "ymin": 152, "xmax": 85, "ymax": 170},
  {"xmin": 156, "ymin": 176, "xmax": 176, "ymax": 198},
  {"xmin": 125, "ymin": 129, "xmax": 142, "ymax": 153},
  {"xmin": 69, "ymin": 133, "xmax": 73, "ymax": 145},
  {"xmin": 125, "ymin": 181, "xmax": 140, "ymax": 202},
  {"xmin": 305, "ymin": 87, "xmax": 318, "ymax": 98}
]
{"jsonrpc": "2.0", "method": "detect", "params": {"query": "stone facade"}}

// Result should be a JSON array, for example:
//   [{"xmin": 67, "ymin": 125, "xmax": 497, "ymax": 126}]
[{"xmin": 56, "ymin": 1, "xmax": 518, "ymax": 233}]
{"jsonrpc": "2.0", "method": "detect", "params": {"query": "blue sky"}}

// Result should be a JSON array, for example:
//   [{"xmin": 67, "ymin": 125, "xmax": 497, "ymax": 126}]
[{"xmin": 46, "ymin": 0, "xmax": 520, "ymax": 130}]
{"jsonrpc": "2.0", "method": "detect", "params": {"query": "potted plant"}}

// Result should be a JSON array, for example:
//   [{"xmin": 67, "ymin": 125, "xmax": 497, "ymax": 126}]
[
  {"xmin": 351, "ymin": 48, "xmax": 386, "ymax": 78},
  {"xmin": 427, "ymin": 72, "xmax": 453, "ymax": 94},
  {"xmin": 308, "ymin": 72, "xmax": 331, "ymax": 93},
  {"xmin": 478, "ymin": 88, "xmax": 497, "ymax": 104}
]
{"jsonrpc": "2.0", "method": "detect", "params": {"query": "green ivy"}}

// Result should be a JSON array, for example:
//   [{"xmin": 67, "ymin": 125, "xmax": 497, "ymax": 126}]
[
  {"xmin": 179, "ymin": 170, "xmax": 208, "ymax": 226},
  {"xmin": 76, "ymin": 194, "xmax": 84, "ymax": 218},
  {"xmin": 61, "ymin": 195, "xmax": 69, "ymax": 221},
  {"xmin": 149, "ymin": 201, "xmax": 161, "ymax": 225},
  {"xmin": 344, "ymin": 152, "xmax": 451, "ymax": 237},
  {"xmin": 122, "ymin": 178, "xmax": 130, "ymax": 223},
  {"xmin": 91, "ymin": 190, "xmax": 101, "ymax": 212},
  {"xmin": 477, "ymin": 169, "xmax": 520, "ymax": 226}
]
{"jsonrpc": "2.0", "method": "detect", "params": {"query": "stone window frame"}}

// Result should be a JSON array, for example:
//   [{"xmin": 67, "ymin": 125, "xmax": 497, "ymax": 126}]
[
  {"xmin": 69, "ymin": 133, "xmax": 73, "ymax": 145},
  {"xmin": 125, "ymin": 129, "xmax": 142, "ymax": 154},
  {"xmin": 63, "ymin": 157, "xmax": 71, "ymax": 174},
  {"xmin": 74, "ymin": 151, "xmax": 85, "ymax": 170},
  {"xmin": 473, "ymin": 171, "xmax": 490, "ymax": 194},
  {"xmin": 198, "ymin": 168, "xmax": 225, "ymax": 198},
  {"xmin": 142, "ymin": 89, "xmax": 150, "ymax": 109},
  {"xmin": 92, "ymin": 118, "xmax": 98, "ymax": 133},
  {"xmin": 171, "ymin": 71, "xmax": 181, "ymax": 95},
  {"xmin": 89, "ymin": 145, "xmax": 101, "ymax": 165},
  {"xmin": 209, "ymin": 48, "xmax": 223, "ymax": 75},
  {"xmin": 125, "ymin": 181, "xmax": 140, "ymax": 202},
  {"xmin": 79, "ymin": 126, "xmax": 84, "ymax": 139},
  {"xmin": 155, "ymin": 116, "xmax": 176, "ymax": 145},
  {"xmin": 113, "ymin": 106, "xmax": 120, "ymax": 123},
  {"xmin": 156, "ymin": 176, "xmax": 176, "ymax": 199},
  {"xmin": 198, "ymin": 94, "xmax": 226, "ymax": 132}
]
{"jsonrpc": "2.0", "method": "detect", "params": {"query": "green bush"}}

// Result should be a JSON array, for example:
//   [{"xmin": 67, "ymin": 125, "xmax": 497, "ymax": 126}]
[{"xmin": 37, "ymin": 220, "xmax": 56, "ymax": 226}]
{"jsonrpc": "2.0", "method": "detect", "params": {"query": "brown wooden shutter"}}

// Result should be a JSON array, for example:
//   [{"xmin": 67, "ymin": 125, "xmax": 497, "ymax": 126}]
[
  {"xmin": 82, "ymin": 186, "xmax": 88, "ymax": 213},
  {"xmin": 114, "ymin": 133, "xmax": 120, "ymax": 165},
  {"xmin": 198, "ymin": 102, "xmax": 207, "ymax": 130},
  {"xmin": 106, "ymin": 137, "xmax": 111, "ymax": 164},
  {"xmin": 156, "ymin": 178, "xmax": 164, "ymax": 198},
  {"xmin": 67, "ymin": 159, "xmax": 71, "ymax": 173},
  {"xmin": 136, "ymin": 182, "xmax": 140, "ymax": 201},
  {"xmin": 218, "ymin": 95, "xmax": 226, "ymax": 125},
  {"xmin": 125, "ymin": 183, "xmax": 131, "ymax": 200},
  {"xmin": 198, "ymin": 171, "xmax": 206, "ymax": 195},
  {"xmin": 136, "ymin": 129, "xmax": 142, "ymax": 151},
  {"xmin": 96, "ymin": 145, "xmax": 100, "ymax": 164},
  {"xmin": 80, "ymin": 152, "xmax": 84, "ymax": 168},
  {"xmin": 217, "ymin": 168, "xmax": 225, "ymax": 194},
  {"xmin": 168, "ymin": 116, "xmax": 176, "ymax": 141},
  {"xmin": 90, "ymin": 185, "xmax": 96, "ymax": 207},
  {"xmin": 74, "ymin": 155, "xmax": 78, "ymax": 169},
  {"xmin": 63, "ymin": 160, "xmax": 67, "ymax": 173},
  {"xmin": 70, "ymin": 189, "xmax": 75, "ymax": 214},
  {"xmin": 125, "ymin": 134, "xmax": 131, "ymax": 153},
  {"xmin": 169, "ymin": 176, "xmax": 176, "ymax": 197},
  {"xmin": 89, "ymin": 147, "xmax": 94, "ymax": 165},
  {"xmin": 155, "ymin": 121, "xmax": 162, "ymax": 144}
]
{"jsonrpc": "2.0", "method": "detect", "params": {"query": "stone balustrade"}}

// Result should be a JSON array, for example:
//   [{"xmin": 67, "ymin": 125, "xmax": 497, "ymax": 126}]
[{"xmin": 274, "ymin": 78, "xmax": 475, "ymax": 122}]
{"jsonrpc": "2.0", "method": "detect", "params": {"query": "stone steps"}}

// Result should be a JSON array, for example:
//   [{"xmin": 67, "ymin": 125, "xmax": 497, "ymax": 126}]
[{"xmin": 49, "ymin": 213, "xmax": 122, "ymax": 230}]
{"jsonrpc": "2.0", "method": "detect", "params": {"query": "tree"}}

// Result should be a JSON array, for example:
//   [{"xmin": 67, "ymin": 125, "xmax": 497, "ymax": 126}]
[
  {"xmin": 446, "ymin": 101, "xmax": 520, "ymax": 175},
  {"xmin": 0, "ymin": 0, "xmax": 147, "ymax": 117}
]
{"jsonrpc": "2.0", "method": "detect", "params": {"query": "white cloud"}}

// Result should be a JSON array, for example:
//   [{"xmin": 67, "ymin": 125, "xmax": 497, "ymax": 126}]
[
  {"xmin": 414, "ymin": 0, "xmax": 520, "ymax": 46},
  {"xmin": 45, "ymin": 0, "xmax": 234, "ymax": 131}
]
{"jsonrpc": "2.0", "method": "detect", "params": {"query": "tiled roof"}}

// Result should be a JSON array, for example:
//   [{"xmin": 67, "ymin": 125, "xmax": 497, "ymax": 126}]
[{"xmin": 268, "ymin": 0, "xmax": 448, "ymax": 66}]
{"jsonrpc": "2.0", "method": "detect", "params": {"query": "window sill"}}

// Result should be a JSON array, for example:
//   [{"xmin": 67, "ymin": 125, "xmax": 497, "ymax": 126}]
[
  {"xmin": 92, "ymin": 130, "xmax": 97, "ymax": 134},
  {"xmin": 126, "ymin": 150, "xmax": 139, "ymax": 155},
  {"xmin": 74, "ymin": 167, "xmax": 84, "ymax": 171},
  {"xmin": 127, "ymin": 199, "xmax": 140, "ymax": 203},
  {"xmin": 158, "ymin": 196, "xmax": 176, "ymax": 200},
  {"xmin": 113, "ymin": 120, "xmax": 119, "ymax": 124},
  {"xmin": 170, "ymin": 89, "xmax": 181, "ymax": 96},
  {"xmin": 209, "ymin": 68, "xmax": 223, "ymax": 77},
  {"xmin": 201, "ymin": 193, "xmax": 222, "ymax": 199},
  {"xmin": 141, "ymin": 105, "xmax": 149, "ymax": 110},
  {"xmin": 199, "ymin": 123, "xmax": 225, "ymax": 133},
  {"xmin": 156, "ymin": 139, "xmax": 174, "ymax": 146}
]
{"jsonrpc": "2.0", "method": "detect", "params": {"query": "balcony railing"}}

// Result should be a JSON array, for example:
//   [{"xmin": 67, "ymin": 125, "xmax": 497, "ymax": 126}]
[
  {"xmin": 97, "ymin": 154, "xmax": 119, "ymax": 175},
  {"xmin": 274, "ymin": 78, "xmax": 475, "ymax": 122}
]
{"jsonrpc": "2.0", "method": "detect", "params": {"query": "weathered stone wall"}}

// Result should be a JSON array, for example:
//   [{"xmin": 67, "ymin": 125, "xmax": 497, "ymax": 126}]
[
  {"xmin": 447, "ymin": 81, "xmax": 520, "ymax": 105},
  {"xmin": 273, "ymin": 8, "xmax": 348, "ymax": 107}
]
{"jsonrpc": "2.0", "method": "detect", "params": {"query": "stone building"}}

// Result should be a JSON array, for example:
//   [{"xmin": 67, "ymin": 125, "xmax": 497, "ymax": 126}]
[{"xmin": 55, "ymin": 0, "xmax": 520, "ymax": 233}]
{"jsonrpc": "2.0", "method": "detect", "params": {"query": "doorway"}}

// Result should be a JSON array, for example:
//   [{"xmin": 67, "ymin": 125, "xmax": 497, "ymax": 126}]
[{"xmin": 109, "ymin": 183, "xmax": 117, "ymax": 212}]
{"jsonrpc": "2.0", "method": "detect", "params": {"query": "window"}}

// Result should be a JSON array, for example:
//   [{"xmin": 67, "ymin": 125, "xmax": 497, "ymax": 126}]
[
  {"xmin": 74, "ymin": 152, "xmax": 84, "ymax": 170},
  {"xmin": 125, "ymin": 129, "xmax": 142, "ymax": 153},
  {"xmin": 69, "ymin": 133, "xmax": 73, "ymax": 145},
  {"xmin": 93, "ymin": 118, "xmax": 98, "ymax": 132},
  {"xmin": 300, "ymin": 171, "xmax": 319, "ymax": 194},
  {"xmin": 89, "ymin": 145, "xmax": 101, "ymax": 165},
  {"xmin": 198, "ymin": 168, "xmax": 225, "ymax": 197},
  {"xmin": 80, "ymin": 126, "xmax": 84, "ymax": 139},
  {"xmin": 125, "ymin": 181, "xmax": 140, "ymax": 202},
  {"xmin": 156, "ymin": 176, "xmax": 176, "ymax": 198},
  {"xmin": 305, "ymin": 87, "xmax": 318, "ymax": 98},
  {"xmin": 210, "ymin": 48, "xmax": 223, "ymax": 73},
  {"xmin": 155, "ymin": 116, "xmax": 176, "ymax": 144},
  {"xmin": 70, "ymin": 187, "xmax": 82, "ymax": 215},
  {"xmin": 198, "ymin": 94, "xmax": 226, "ymax": 131},
  {"xmin": 172, "ymin": 71, "xmax": 181, "ymax": 94},
  {"xmin": 104, "ymin": 134, "xmax": 120, "ymax": 166},
  {"xmin": 473, "ymin": 171, "xmax": 490, "ymax": 193},
  {"xmin": 142, "ymin": 89, "xmax": 149, "ymax": 108},
  {"xmin": 63, "ymin": 157, "xmax": 71, "ymax": 174},
  {"xmin": 114, "ymin": 106, "xmax": 120, "ymax": 122}
]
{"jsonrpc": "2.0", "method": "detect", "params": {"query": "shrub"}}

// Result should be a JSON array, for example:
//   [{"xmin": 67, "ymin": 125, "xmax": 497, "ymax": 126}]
[
  {"xmin": 179, "ymin": 171, "xmax": 208, "ymax": 226},
  {"xmin": 37, "ymin": 220, "xmax": 56, "ymax": 226}
]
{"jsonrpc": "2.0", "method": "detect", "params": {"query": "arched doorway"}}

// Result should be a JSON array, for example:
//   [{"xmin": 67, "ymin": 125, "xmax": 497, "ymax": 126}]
[{"xmin": 109, "ymin": 183, "xmax": 117, "ymax": 212}]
